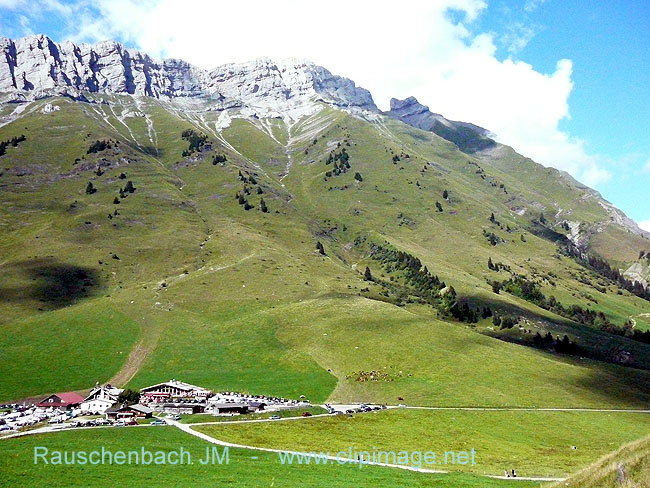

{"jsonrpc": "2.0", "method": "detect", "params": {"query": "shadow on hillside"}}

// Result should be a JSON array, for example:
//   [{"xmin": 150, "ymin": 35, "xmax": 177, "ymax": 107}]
[
  {"xmin": 0, "ymin": 258, "xmax": 104, "ymax": 310},
  {"xmin": 575, "ymin": 366, "xmax": 650, "ymax": 408}
]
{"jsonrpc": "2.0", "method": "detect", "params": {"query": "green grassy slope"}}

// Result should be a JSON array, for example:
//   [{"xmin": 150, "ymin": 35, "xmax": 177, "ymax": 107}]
[
  {"xmin": 547, "ymin": 434, "xmax": 650, "ymax": 488},
  {"xmin": 197, "ymin": 408, "xmax": 650, "ymax": 477},
  {"xmin": 1, "ymin": 94, "xmax": 649, "ymax": 411},
  {"xmin": 0, "ymin": 428, "xmax": 532, "ymax": 488}
]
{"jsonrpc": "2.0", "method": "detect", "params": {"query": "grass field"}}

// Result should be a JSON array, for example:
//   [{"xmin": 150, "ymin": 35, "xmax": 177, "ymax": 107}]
[
  {"xmin": 196, "ymin": 408, "xmax": 650, "ymax": 477},
  {"xmin": 0, "ymin": 428, "xmax": 538, "ymax": 488}
]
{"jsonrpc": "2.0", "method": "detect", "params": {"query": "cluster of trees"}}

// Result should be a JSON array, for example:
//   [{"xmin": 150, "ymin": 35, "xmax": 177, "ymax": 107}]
[
  {"xmin": 117, "ymin": 389, "xmax": 140, "ymax": 405},
  {"xmin": 86, "ymin": 139, "xmax": 112, "ymax": 154},
  {"xmin": 235, "ymin": 191, "xmax": 267, "ymax": 213},
  {"xmin": 213, "ymin": 153, "xmax": 227, "ymax": 165},
  {"xmin": 368, "ymin": 243, "xmax": 445, "ymax": 307},
  {"xmin": 0, "ymin": 134, "xmax": 26, "ymax": 156},
  {"xmin": 531, "ymin": 332, "xmax": 581, "ymax": 355},
  {"xmin": 602, "ymin": 319, "xmax": 650, "ymax": 346},
  {"xmin": 487, "ymin": 257, "xmax": 511, "ymax": 272},
  {"xmin": 235, "ymin": 191, "xmax": 254, "ymax": 210},
  {"xmin": 325, "ymin": 148, "xmax": 351, "ymax": 177},
  {"xmin": 391, "ymin": 151, "xmax": 409, "ymax": 163},
  {"xmin": 483, "ymin": 229, "xmax": 503, "ymax": 246},
  {"xmin": 494, "ymin": 272, "xmax": 650, "ymax": 347},
  {"xmin": 238, "ymin": 170, "xmax": 257, "ymax": 185},
  {"xmin": 449, "ymin": 301, "xmax": 479, "ymax": 323},
  {"xmin": 560, "ymin": 243, "xmax": 650, "ymax": 301},
  {"xmin": 118, "ymin": 180, "xmax": 136, "ymax": 199},
  {"xmin": 492, "ymin": 313, "xmax": 517, "ymax": 329},
  {"xmin": 181, "ymin": 129, "xmax": 208, "ymax": 157},
  {"xmin": 500, "ymin": 275, "xmax": 546, "ymax": 304}
]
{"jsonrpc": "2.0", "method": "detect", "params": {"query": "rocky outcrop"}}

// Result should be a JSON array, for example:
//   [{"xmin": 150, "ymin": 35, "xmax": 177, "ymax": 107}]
[
  {"xmin": 0, "ymin": 35, "xmax": 376, "ymax": 112},
  {"xmin": 388, "ymin": 96, "xmax": 495, "ymax": 153},
  {"xmin": 0, "ymin": 35, "xmax": 202, "ymax": 97}
]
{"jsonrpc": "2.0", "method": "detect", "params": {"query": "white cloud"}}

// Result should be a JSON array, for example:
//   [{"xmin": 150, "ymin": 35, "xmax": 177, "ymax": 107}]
[
  {"xmin": 524, "ymin": 0, "xmax": 547, "ymax": 12},
  {"xmin": 638, "ymin": 220, "xmax": 650, "ymax": 233},
  {"xmin": 8, "ymin": 0, "xmax": 611, "ymax": 188},
  {"xmin": 502, "ymin": 22, "xmax": 537, "ymax": 54}
]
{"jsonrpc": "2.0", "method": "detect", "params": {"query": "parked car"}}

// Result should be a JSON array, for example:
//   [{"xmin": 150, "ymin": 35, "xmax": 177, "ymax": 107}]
[
  {"xmin": 301, "ymin": 412, "xmax": 312, "ymax": 417},
  {"xmin": 270, "ymin": 415, "xmax": 281, "ymax": 420},
  {"xmin": 150, "ymin": 419, "xmax": 167, "ymax": 425}
]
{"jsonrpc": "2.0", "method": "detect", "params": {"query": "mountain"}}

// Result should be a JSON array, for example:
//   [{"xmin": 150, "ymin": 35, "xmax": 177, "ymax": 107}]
[
  {"xmin": 0, "ymin": 34, "xmax": 376, "ymax": 113},
  {"xmin": 2, "ymin": 34, "xmax": 650, "ymax": 419},
  {"xmin": 388, "ymin": 96, "xmax": 496, "ymax": 153}
]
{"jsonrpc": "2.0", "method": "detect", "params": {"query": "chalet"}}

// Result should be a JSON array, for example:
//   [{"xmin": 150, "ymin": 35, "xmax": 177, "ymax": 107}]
[
  {"xmin": 105, "ymin": 403, "xmax": 153, "ymax": 420},
  {"xmin": 81, "ymin": 384, "xmax": 123, "ymax": 414},
  {"xmin": 37, "ymin": 392, "xmax": 85, "ymax": 410},
  {"xmin": 140, "ymin": 379, "xmax": 212, "ymax": 403},
  {"xmin": 210, "ymin": 402, "xmax": 250, "ymax": 415}
]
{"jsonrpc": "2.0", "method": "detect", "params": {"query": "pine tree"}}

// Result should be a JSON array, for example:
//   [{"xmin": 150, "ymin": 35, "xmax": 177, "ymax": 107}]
[
  {"xmin": 259, "ymin": 198, "xmax": 268, "ymax": 213},
  {"xmin": 364, "ymin": 266, "xmax": 373, "ymax": 281},
  {"xmin": 490, "ymin": 212, "xmax": 496, "ymax": 223},
  {"xmin": 443, "ymin": 189, "xmax": 449, "ymax": 199},
  {"xmin": 316, "ymin": 241, "xmax": 326, "ymax": 255},
  {"xmin": 85, "ymin": 182, "xmax": 96, "ymax": 195},
  {"xmin": 124, "ymin": 180, "xmax": 136, "ymax": 193},
  {"xmin": 540, "ymin": 212, "xmax": 547, "ymax": 224},
  {"xmin": 113, "ymin": 197, "xmax": 120, "ymax": 204},
  {"xmin": 354, "ymin": 172, "xmax": 363, "ymax": 182},
  {"xmin": 436, "ymin": 201, "xmax": 443, "ymax": 212},
  {"xmin": 488, "ymin": 257, "xmax": 494, "ymax": 270}
]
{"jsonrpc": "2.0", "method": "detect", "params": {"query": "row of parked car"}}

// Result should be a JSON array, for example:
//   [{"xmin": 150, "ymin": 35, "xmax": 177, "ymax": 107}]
[{"xmin": 326, "ymin": 404, "xmax": 387, "ymax": 415}]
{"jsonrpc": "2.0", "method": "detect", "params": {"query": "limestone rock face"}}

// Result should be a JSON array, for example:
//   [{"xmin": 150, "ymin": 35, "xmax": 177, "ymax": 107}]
[{"xmin": 0, "ymin": 35, "xmax": 376, "ymax": 112}]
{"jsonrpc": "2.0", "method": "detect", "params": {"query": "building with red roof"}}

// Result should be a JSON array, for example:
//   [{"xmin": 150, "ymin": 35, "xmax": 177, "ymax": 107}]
[{"xmin": 37, "ymin": 392, "xmax": 85, "ymax": 409}]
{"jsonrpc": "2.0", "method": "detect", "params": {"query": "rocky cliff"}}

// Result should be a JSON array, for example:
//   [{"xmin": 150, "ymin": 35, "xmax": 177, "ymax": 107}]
[{"xmin": 0, "ymin": 35, "xmax": 376, "ymax": 111}]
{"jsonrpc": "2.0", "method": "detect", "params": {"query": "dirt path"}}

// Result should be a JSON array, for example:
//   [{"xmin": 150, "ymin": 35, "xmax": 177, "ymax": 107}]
[{"xmin": 107, "ymin": 324, "xmax": 162, "ymax": 387}]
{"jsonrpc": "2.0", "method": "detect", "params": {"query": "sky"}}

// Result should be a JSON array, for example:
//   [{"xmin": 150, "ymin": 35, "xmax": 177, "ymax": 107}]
[{"xmin": 1, "ymin": 0, "xmax": 649, "ymax": 229}]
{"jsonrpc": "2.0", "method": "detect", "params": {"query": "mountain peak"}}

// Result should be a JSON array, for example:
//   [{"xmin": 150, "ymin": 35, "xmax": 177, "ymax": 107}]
[
  {"xmin": 388, "ymin": 95, "xmax": 495, "ymax": 154},
  {"xmin": 0, "ymin": 35, "xmax": 377, "ymax": 113}
]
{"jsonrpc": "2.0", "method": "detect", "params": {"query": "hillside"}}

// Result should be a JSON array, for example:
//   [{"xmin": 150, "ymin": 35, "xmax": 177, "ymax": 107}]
[
  {"xmin": 2, "ymin": 35, "xmax": 650, "ymax": 408},
  {"xmin": 548, "ymin": 434, "xmax": 650, "ymax": 487}
]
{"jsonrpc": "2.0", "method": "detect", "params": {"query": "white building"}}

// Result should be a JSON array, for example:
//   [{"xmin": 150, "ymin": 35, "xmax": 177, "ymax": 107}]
[
  {"xmin": 80, "ymin": 384, "xmax": 123, "ymax": 414},
  {"xmin": 140, "ymin": 379, "xmax": 212, "ymax": 403}
]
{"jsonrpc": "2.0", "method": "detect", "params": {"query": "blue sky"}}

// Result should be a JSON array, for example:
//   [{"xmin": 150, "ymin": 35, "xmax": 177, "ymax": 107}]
[
  {"xmin": 1, "ymin": 0, "xmax": 649, "ymax": 228},
  {"xmin": 478, "ymin": 0, "xmax": 650, "ymax": 227}
]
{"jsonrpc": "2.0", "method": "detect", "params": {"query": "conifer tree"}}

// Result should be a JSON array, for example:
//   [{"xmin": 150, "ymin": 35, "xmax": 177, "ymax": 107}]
[{"xmin": 364, "ymin": 266, "xmax": 373, "ymax": 281}]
